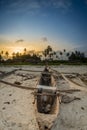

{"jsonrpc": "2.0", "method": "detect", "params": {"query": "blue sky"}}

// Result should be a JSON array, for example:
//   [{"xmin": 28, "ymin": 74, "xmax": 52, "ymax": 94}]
[{"xmin": 0, "ymin": 0, "xmax": 87, "ymax": 54}]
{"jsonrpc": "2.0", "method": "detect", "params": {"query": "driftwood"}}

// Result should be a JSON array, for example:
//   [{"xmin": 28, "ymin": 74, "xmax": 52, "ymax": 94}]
[
  {"xmin": 58, "ymin": 89, "xmax": 81, "ymax": 93},
  {"xmin": 0, "ymin": 79, "xmax": 36, "ymax": 90},
  {"xmin": 0, "ymin": 79, "xmax": 81, "ymax": 93},
  {"xmin": 66, "ymin": 77, "xmax": 85, "ymax": 87},
  {"xmin": 19, "ymin": 69, "xmax": 43, "ymax": 73}
]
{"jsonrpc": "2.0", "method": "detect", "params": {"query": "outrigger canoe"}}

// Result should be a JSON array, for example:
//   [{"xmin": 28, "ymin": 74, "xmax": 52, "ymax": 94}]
[{"xmin": 34, "ymin": 67, "xmax": 60, "ymax": 130}]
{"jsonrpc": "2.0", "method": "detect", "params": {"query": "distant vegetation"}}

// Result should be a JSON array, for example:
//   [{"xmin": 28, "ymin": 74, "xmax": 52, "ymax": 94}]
[{"xmin": 0, "ymin": 46, "xmax": 87, "ymax": 65}]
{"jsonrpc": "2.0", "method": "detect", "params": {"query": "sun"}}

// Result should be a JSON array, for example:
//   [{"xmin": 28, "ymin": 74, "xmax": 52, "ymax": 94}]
[{"xmin": 13, "ymin": 47, "xmax": 24, "ymax": 53}]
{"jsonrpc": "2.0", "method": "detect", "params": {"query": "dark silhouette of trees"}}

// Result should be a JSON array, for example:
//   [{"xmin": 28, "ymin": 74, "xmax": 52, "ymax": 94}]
[
  {"xmin": 67, "ymin": 52, "xmax": 70, "ymax": 57},
  {"xmin": 60, "ymin": 52, "xmax": 63, "ymax": 55},
  {"xmin": 10, "ymin": 50, "xmax": 41, "ymax": 64},
  {"xmin": 24, "ymin": 48, "xmax": 27, "ymax": 55},
  {"xmin": 43, "ymin": 50, "xmax": 47, "ymax": 57},
  {"xmin": 60, "ymin": 51, "xmax": 63, "ymax": 60},
  {"xmin": 54, "ymin": 51, "xmax": 56, "ymax": 55},
  {"xmin": 12, "ymin": 52, "xmax": 16, "ymax": 59},
  {"xmin": 1, "ymin": 51, "xmax": 3, "ymax": 55},
  {"xmin": 64, "ymin": 49, "xmax": 66, "ymax": 52},
  {"xmin": 69, "ymin": 51, "xmax": 85, "ymax": 62},
  {"xmin": 47, "ymin": 45, "xmax": 52, "ymax": 53},
  {"xmin": 0, "ymin": 51, "xmax": 4, "ymax": 62},
  {"xmin": 5, "ymin": 51, "xmax": 9, "ymax": 59},
  {"xmin": 16, "ymin": 52, "xmax": 20, "ymax": 58},
  {"xmin": 0, "ymin": 47, "xmax": 86, "ymax": 64},
  {"xmin": 0, "ymin": 54, "xmax": 2, "ymax": 62},
  {"xmin": 43, "ymin": 45, "xmax": 53, "ymax": 57}
]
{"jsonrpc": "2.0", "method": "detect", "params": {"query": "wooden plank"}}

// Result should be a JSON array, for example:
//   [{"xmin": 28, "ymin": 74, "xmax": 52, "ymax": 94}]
[
  {"xmin": 37, "ymin": 85, "xmax": 56, "ymax": 90},
  {"xmin": 34, "ymin": 93, "xmax": 57, "ymax": 96}
]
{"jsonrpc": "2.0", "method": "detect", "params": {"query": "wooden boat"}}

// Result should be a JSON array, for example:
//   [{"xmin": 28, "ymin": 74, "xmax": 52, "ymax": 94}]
[{"xmin": 34, "ymin": 67, "xmax": 60, "ymax": 130}]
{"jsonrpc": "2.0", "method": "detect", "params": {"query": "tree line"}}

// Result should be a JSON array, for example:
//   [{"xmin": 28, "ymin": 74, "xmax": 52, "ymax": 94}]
[{"xmin": 0, "ymin": 46, "xmax": 87, "ymax": 64}]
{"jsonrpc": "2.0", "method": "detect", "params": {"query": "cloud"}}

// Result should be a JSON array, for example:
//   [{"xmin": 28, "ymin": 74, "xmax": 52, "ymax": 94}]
[
  {"xmin": 0, "ymin": 0, "xmax": 41, "ymax": 13},
  {"xmin": 41, "ymin": 37, "xmax": 48, "ymax": 42},
  {"xmin": 16, "ymin": 39, "xmax": 24, "ymax": 43},
  {"xmin": 51, "ymin": 0, "xmax": 72, "ymax": 9},
  {"xmin": 0, "ymin": 0, "xmax": 72, "ymax": 14}
]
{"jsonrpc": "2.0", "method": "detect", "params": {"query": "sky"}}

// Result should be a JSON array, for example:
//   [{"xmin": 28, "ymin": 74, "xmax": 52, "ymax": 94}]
[{"xmin": 0, "ymin": 0, "xmax": 87, "ymax": 55}]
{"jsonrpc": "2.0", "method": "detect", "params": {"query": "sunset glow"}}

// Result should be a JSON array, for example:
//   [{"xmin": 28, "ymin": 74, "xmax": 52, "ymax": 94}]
[
  {"xmin": 0, "ymin": 0, "xmax": 87, "ymax": 53},
  {"xmin": 12, "ymin": 47, "xmax": 24, "ymax": 54}
]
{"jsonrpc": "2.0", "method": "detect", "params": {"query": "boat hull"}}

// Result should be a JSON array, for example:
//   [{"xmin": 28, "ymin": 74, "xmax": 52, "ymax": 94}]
[{"xmin": 34, "ymin": 69, "xmax": 59, "ymax": 130}]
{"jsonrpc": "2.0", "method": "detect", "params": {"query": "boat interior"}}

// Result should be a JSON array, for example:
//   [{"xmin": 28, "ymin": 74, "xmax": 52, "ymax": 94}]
[
  {"xmin": 39, "ymin": 72, "xmax": 56, "ymax": 87},
  {"xmin": 37, "ymin": 72, "xmax": 57, "ymax": 114},
  {"xmin": 39, "ymin": 72, "xmax": 51, "ymax": 86}
]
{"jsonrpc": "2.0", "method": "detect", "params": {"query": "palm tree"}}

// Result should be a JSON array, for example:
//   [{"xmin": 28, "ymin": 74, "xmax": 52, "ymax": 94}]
[
  {"xmin": 46, "ymin": 45, "xmax": 52, "ymax": 55},
  {"xmin": 0, "ymin": 51, "xmax": 4, "ymax": 59},
  {"xmin": 43, "ymin": 50, "xmax": 47, "ymax": 57},
  {"xmin": 5, "ymin": 51, "xmax": 9, "ymax": 59},
  {"xmin": 43, "ymin": 45, "xmax": 53, "ymax": 58},
  {"xmin": 69, "ymin": 52, "xmax": 76, "ymax": 61},
  {"xmin": 60, "ymin": 51, "xmax": 63, "ymax": 60},
  {"xmin": 49, "ymin": 53, "xmax": 53, "ymax": 60},
  {"xmin": 63, "ymin": 49, "xmax": 66, "ymax": 52},
  {"xmin": 12, "ymin": 52, "xmax": 16, "ymax": 59},
  {"xmin": 54, "ymin": 51, "xmax": 56, "ymax": 55},
  {"xmin": 24, "ymin": 48, "xmax": 27, "ymax": 55},
  {"xmin": 16, "ymin": 52, "xmax": 20, "ymax": 58},
  {"xmin": 0, "ymin": 54, "xmax": 2, "ymax": 62},
  {"xmin": 67, "ymin": 52, "xmax": 70, "ymax": 57},
  {"xmin": 75, "ymin": 50, "xmax": 78, "ymax": 55},
  {"xmin": 1, "ymin": 51, "xmax": 3, "ymax": 55}
]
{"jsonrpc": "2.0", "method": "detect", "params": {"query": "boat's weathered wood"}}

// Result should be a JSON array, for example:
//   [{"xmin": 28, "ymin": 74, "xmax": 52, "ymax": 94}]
[
  {"xmin": 35, "ymin": 95, "xmax": 59, "ymax": 130},
  {"xmin": 37, "ymin": 85, "xmax": 57, "ymax": 90},
  {"xmin": 34, "ymin": 92, "xmax": 58, "ymax": 96},
  {"xmin": 35, "ymin": 67, "xmax": 60, "ymax": 130}
]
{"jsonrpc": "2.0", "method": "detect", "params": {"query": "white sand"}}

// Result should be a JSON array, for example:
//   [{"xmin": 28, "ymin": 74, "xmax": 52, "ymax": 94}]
[
  {"xmin": 0, "ymin": 69, "xmax": 39, "ymax": 130},
  {"xmin": 0, "ymin": 65, "xmax": 87, "ymax": 130}
]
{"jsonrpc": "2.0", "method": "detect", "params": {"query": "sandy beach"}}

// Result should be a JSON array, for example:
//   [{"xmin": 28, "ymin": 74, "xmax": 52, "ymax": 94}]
[{"xmin": 0, "ymin": 65, "xmax": 87, "ymax": 130}]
